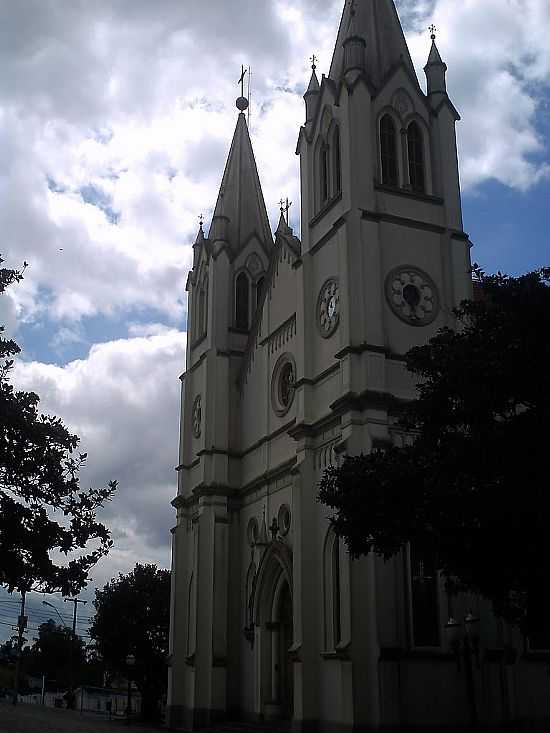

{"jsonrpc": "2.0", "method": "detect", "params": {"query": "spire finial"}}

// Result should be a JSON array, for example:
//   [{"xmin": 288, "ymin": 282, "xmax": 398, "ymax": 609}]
[
  {"xmin": 199, "ymin": 213, "xmax": 204, "ymax": 230},
  {"xmin": 429, "ymin": 24, "xmax": 437, "ymax": 41},
  {"xmin": 310, "ymin": 54, "xmax": 317, "ymax": 72},
  {"xmin": 236, "ymin": 65, "xmax": 249, "ymax": 112}
]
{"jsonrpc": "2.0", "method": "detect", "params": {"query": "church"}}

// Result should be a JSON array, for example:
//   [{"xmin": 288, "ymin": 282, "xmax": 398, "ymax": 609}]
[{"xmin": 167, "ymin": 1, "xmax": 550, "ymax": 730}]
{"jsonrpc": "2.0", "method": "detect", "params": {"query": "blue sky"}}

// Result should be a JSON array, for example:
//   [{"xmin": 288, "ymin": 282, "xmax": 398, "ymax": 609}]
[{"xmin": 1, "ymin": 0, "xmax": 549, "ymax": 634}]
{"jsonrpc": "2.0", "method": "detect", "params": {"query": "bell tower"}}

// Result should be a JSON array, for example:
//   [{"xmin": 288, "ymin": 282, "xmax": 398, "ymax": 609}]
[{"xmin": 296, "ymin": 0, "xmax": 471, "ymax": 391}]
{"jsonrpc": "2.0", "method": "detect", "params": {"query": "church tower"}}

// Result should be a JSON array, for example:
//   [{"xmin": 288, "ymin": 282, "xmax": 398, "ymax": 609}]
[{"xmin": 163, "ymin": 2, "xmax": 550, "ymax": 730}]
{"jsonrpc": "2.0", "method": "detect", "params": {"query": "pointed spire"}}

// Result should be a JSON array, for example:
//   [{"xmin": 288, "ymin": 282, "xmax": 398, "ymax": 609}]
[
  {"xmin": 208, "ymin": 113, "xmax": 273, "ymax": 255},
  {"xmin": 424, "ymin": 26, "xmax": 447, "ymax": 98},
  {"xmin": 276, "ymin": 210, "xmax": 291, "ymax": 236},
  {"xmin": 194, "ymin": 216, "xmax": 205, "ymax": 248},
  {"xmin": 304, "ymin": 57, "xmax": 320, "ymax": 124},
  {"xmin": 329, "ymin": 0, "xmax": 417, "ymax": 88},
  {"xmin": 343, "ymin": 1, "xmax": 366, "ymax": 76}
]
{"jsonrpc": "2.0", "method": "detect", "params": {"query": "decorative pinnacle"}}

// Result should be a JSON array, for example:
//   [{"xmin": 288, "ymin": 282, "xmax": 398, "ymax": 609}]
[
  {"xmin": 198, "ymin": 213, "xmax": 204, "ymax": 229},
  {"xmin": 429, "ymin": 24, "xmax": 437, "ymax": 41},
  {"xmin": 310, "ymin": 54, "xmax": 317, "ymax": 72}
]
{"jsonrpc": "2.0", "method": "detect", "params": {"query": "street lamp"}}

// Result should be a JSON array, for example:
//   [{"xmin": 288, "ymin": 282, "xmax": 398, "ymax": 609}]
[
  {"xmin": 125, "ymin": 653, "xmax": 136, "ymax": 725},
  {"xmin": 42, "ymin": 600, "xmax": 67, "ymax": 629},
  {"xmin": 445, "ymin": 610, "xmax": 480, "ymax": 728}
]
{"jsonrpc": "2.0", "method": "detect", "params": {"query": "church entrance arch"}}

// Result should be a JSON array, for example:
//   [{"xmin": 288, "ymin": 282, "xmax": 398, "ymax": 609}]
[{"xmin": 252, "ymin": 542, "xmax": 294, "ymax": 722}]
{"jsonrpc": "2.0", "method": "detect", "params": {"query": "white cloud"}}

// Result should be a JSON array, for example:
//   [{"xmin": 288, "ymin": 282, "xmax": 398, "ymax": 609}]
[
  {"xmin": 12, "ymin": 330, "xmax": 186, "ymax": 590},
  {"xmin": 403, "ymin": 0, "xmax": 550, "ymax": 190},
  {"xmin": 2, "ymin": 0, "xmax": 547, "ymax": 328}
]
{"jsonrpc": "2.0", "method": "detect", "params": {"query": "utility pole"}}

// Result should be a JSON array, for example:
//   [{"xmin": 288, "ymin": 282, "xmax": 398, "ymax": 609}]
[
  {"xmin": 12, "ymin": 590, "xmax": 27, "ymax": 706},
  {"xmin": 64, "ymin": 597, "xmax": 87, "ymax": 706}
]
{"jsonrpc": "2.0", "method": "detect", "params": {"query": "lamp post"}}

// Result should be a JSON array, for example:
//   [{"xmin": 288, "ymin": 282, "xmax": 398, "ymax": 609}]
[
  {"xmin": 125, "ymin": 653, "xmax": 136, "ymax": 725},
  {"xmin": 445, "ymin": 610, "xmax": 481, "ymax": 729}
]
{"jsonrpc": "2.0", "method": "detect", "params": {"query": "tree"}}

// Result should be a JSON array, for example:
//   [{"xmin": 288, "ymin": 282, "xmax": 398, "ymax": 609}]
[
  {"xmin": 0, "ymin": 254, "xmax": 117, "ymax": 595},
  {"xmin": 25, "ymin": 619, "xmax": 86, "ymax": 690},
  {"xmin": 89, "ymin": 563, "xmax": 170, "ymax": 721},
  {"xmin": 319, "ymin": 268, "xmax": 550, "ymax": 636}
]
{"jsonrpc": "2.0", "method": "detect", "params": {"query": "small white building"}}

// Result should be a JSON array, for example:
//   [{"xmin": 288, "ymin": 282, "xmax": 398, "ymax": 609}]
[{"xmin": 167, "ymin": 1, "xmax": 550, "ymax": 731}]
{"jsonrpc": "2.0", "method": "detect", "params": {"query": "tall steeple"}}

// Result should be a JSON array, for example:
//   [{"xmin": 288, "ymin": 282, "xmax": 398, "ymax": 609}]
[
  {"xmin": 208, "ymin": 112, "xmax": 273, "ymax": 257},
  {"xmin": 329, "ymin": 0, "xmax": 416, "ymax": 88}
]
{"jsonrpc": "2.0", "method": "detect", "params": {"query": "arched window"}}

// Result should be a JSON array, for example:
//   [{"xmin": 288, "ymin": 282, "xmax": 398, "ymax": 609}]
[
  {"xmin": 332, "ymin": 126, "xmax": 342, "ymax": 195},
  {"xmin": 407, "ymin": 121, "xmax": 426, "ymax": 193},
  {"xmin": 320, "ymin": 143, "xmax": 329, "ymax": 205},
  {"xmin": 332, "ymin": 535, "xmax": 342, "ymax": 646},
  {"xmin": 235, "ymin": 271, "xmax": 250, "ymax": 330},
  {"xmin": 198, "ymin": 276, "xmax": 207, "ymax": 338},
  {"xmin": 409, "ymin": 544, "xmax": 440, "ymax": 647},
  {"xmin": 380, "ymin": 114, "xmax": 399, "ymax": 187},
  {"xmin": 256, "ymin": 276, "xmax": 265, "ymax": 309},
  {"xmin": 323, "ymin": 528, "xmax": 348, "ymax": 650}
]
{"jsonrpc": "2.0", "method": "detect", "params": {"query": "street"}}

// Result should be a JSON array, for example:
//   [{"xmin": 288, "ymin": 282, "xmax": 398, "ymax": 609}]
[{"xmin": 0, "ymin": 702, "xmax": 163, "ymax": 733}]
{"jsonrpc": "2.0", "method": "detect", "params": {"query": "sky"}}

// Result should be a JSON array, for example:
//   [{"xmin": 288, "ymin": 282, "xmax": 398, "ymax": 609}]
[{"xmin": 1, "ymin": 0, "xmax": 549, "ymax": 640}]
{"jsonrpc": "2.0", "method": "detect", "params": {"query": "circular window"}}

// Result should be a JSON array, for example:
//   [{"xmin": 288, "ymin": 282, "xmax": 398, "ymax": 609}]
[
  {"xmin": 192, "ymin": 395, "xmax": 202, "ymax": 438},
  {"xmin": 277, "ymin": 505, "xmax": 291, "ymax": 536},
  {"xmin": 247, "ymin": 517, "xmax": 259, "ymax": 547},
  {"xmin": 271, "ymin": 354, "xmax": 296, "ymax": 417},
  {"xmin": 317, "ymin": 278, "xmax": 340, "ymax": 338},
  {"xmin": 385, "ymin": 266, "xmax": 439, "ymax": 327}
]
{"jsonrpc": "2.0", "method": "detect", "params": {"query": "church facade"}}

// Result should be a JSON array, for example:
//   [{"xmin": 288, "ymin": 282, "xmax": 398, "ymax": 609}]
[{"xmin": 167, "ymin": 2, "xmax": 550, "ymax": 731}]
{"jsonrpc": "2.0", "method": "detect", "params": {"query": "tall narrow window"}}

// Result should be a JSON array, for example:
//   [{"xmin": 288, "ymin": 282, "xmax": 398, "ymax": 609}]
[
  {"xmin": 410, "ymin": 545, "xmax": 440, "ymax": 647},
  {"xmin": 332, "ymin": 536, "xmax": 342, "ymax": 646},
  {"xmin": 235, "ymin": 272, "xmax": 250, "ymax": 330},
  {"xmin": 380, "ymin": 114, "xmax": 399, "ymax": 187},
  {"xmin": 256, "ymin": 276, "xmax": 265, "ymax": 309},
  {"xmin": 332, "ymin": 126, "xmax": 342, "ymax": 195},
  {"xmin": 407, "ymin": 121, "xmax": 426, "ymax": 193},
  {"xmin": 320, "ymin": 143, "xmax": 329, "ymax": 204}
]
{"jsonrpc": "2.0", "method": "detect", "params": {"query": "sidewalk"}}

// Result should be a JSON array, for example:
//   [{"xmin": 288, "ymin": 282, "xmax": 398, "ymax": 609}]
[{"xmin": 0, "ymin": 701, "xmax": 163, "ymax": 733}]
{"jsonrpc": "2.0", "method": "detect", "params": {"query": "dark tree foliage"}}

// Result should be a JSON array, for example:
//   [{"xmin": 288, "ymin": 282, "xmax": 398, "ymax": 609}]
[
  {"xmin": 25, "ymin": 619, "xmax": 86, "ymax": 688},
  {"xmin": 319, "ymin": 268, "xmax": 550, "ymax": 635},
  {"xmin": 89, "ymin": 563, "xmax": 170, "ymax": 721},
  {"xmin": 0, "ymin": 255, "xmax": 117, "ymax": 594}
]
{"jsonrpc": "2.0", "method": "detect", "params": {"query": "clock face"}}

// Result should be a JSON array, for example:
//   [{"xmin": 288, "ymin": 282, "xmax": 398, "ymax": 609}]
[
  {"xmin": 385, "ymin": 267, "xmax": 439, "ymax": 326},
  {"xmin": 317, "ymin": 278, "xmax": 340, "ymax": 338}
]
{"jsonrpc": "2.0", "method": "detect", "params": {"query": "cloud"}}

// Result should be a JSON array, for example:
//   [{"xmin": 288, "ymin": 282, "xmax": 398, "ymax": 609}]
[
  {"xmin": 402, "ymin": 0, "xmax": 550, "ymax": 190},
  {"xmin": 12, "ymin": 329, "xmax": 186, "ymax": 590},
  {"xmin": 2, "ymin": 0, "xmax": 547, "ymax": 330}
]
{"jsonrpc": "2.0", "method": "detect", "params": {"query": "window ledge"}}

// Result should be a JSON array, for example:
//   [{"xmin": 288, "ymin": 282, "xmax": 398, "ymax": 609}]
[
  {"xmin": 375, "ymin": 182, "xmax": 444, "ymax": 205},
  {"xmin": 309, "ymin": 192, "xmax": 342, "ymax": 227},
  {"xmin": 321, "ymin": 649, "xmax": 350, "ymax": 661}
]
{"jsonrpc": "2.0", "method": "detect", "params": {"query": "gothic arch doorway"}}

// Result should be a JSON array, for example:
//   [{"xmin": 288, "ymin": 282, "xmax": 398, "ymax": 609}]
[{"xmin": 253, "ymin": 542, "xmax": 294, "ymax": 722}]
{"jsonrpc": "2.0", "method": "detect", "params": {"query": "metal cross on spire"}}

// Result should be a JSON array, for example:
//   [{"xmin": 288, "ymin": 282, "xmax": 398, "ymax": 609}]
[
  {"xmin": 239, "ymin": 65, "xmax": 248, "ymax": 98},
  {"xmin": 198, "ymin": 213, "xmax": 204, "ymax": 229},
  {"xmin": 279, "ymin": 197, "xmax": 292, "ymax": 225},
  {"xmin": 310, "ymin": 54, "xmax": 317, "ymax": 72},
  {"xmin": 429, "ymin": 24, "xmax": 437, "ymax": 41},
  {"xmin": 236, "ymin": 65, "xmax": 250, "ymax": 112}
]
